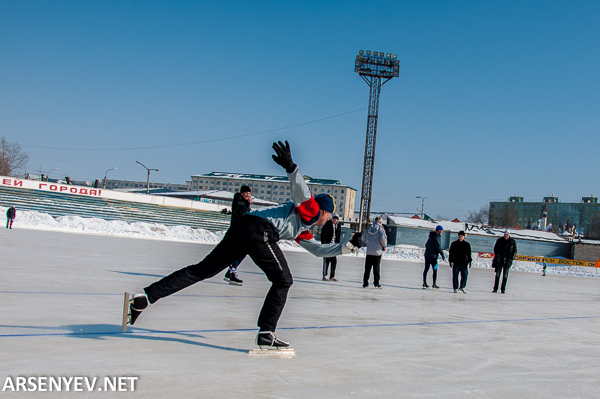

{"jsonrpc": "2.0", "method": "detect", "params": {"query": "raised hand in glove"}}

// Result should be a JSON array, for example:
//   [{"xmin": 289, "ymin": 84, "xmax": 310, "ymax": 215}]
[
  {"xmin": 349, "ymin": 232, "xmax": 362, "ymax": 248},
  {"xmin": 272, "ymin": 140, "xmax": 297, "ymax": 173}
]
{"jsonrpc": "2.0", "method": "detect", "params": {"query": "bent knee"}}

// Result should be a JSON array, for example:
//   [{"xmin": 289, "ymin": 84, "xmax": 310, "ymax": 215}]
[{"xmin": 270, "ymin": 273, "xmax": 293, "ymax": 289}]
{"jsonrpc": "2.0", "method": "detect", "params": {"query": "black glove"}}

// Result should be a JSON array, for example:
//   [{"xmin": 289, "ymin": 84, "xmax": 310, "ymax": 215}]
[
  {"xmin": 272, "ymin": 140, "xmax": 296, "ymax": 173},
  {"xmin": 349, "ymin": 232, "xmax": 362, "ymax": 248}
]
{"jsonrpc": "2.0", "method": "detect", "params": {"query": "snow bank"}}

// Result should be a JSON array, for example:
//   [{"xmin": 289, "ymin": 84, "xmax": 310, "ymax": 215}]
[{"xmin": 4, "ymin": 207, "xmax": 598, "ymax": 278}]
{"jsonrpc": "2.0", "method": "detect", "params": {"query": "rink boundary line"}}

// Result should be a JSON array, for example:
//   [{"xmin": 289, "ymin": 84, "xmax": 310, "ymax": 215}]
[
  {"xmin": 0, "ymin": 290, "xmax": 596, "ymax": 303},
  {"xmin": 1, "ymin": 315, "xmax": 598, "ymax": 338}
]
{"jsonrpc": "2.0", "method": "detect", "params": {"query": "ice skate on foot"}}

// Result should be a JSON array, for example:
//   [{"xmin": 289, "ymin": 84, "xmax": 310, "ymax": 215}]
[
  {"xmin": 432, "ymin": 284, "xmax": 439, "ymax": 289},
  {"xmin": 459, "ymin": 288, "xmax": 467, "ymax": 294},
  {"xmin": 422, "ymin": 283, "xmax": 429, "ymax": 289},
  {"xmin": 374, "ymin": 284, "xmax": 382, "ymax": 289},
  {"xmin": 229, "ymin": 273, "xmax": 243, "ymax": 286},
  {"xmin": 223, "ymin": 270, "xmax": 232, "ymax": 282},
  {"xmin": 122, "ymin": 291, "xmax": 148, "ymax": 332},
  {"xmin": 249, "ymin": 331, "xmax": 295, "ymax": 356}
]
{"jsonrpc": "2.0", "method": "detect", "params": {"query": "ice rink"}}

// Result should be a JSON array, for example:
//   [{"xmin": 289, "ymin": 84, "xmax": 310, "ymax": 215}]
[{"xmin": 1, "ymin": 227, "xmax": 599, "ymax": 398}]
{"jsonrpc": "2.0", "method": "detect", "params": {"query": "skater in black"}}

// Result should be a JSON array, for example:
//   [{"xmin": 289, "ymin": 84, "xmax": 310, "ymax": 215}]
[
  {"xmin": 321, "ymin": 214, "xmax": 341, "ymax": 281},
  {"xmin": 423, "ymin": 225, "xmax": 445, "ymax": 289},
  {"xmin": 6, "ymin": 206, "xmax": 16, "ymax": 229},
  {"xmin": 492, "ymin": 229, "xmax": 517, "ymax": 293},
  {"xmin": 223, "ymin": 185, "xmax": 252, "ymax": 285},
  {"xmin": 448, "ymin": 231, "xmax": 472, "ymax": 293},
  {"xmin": 126, "ymin": 141, "xmax": 360, "ymax": 348}
]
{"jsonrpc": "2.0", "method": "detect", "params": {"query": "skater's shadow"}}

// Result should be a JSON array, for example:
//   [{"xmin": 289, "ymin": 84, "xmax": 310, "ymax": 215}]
[
  {"xmin": 0, "ymin": 323, "xmax": 248, "ymax": 353},
  {"xmin": 75, "ymin": 324, "xmax": 249, "ymax": 353}
]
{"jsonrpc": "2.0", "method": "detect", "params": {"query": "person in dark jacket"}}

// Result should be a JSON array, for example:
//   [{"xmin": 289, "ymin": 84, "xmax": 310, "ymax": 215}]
[
  {"xmin": 449, "ymin": 231, "xmax": 472, "ymax": 293},
  {"xmin": 6, "ymin": 206, "xmax": 16, "ymax": 229},
  {"xmin": 423, "ymin": 225, "xmax": 446, "ymax": 289},
  {"xmin": 493, "ymin": 229, "xmax": 517, "ymax": 293},
  {"xmin": 223, "ymin": 185, "xmax": 252, "ymax": 285},
  {"xmin": 321, "ymin": 214, "xmax": 341, "ymax": 281}
]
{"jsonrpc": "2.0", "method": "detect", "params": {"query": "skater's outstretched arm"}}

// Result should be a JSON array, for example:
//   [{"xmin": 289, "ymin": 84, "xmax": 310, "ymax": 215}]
[{"xmin": 272, "ymin": 141, "xmax": 319, "ymax": 224}]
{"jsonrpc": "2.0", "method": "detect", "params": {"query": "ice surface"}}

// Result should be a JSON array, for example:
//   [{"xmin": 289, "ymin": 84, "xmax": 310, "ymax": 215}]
[{"xmin": 1, "ymin": 226, "xmax": 599, "ymax": 398}]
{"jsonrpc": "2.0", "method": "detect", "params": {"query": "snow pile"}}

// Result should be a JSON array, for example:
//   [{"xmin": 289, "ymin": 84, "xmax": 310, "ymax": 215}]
[{"xmin": 4, "ymin": 207, "xmax": 598, "ymax": 278}]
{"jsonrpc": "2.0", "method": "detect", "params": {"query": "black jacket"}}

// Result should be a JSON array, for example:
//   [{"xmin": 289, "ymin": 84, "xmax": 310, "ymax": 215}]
[
  {"xmin": 424, "ymin": 231, "xmax": 445, "ymax": 260},
  {"xmin": 449, "ymin": 239, "xmax": 472, "ymax": 266},
  {"xmin": 6, "ymin": 207, "xmax": 15, "ymax": 219},
  {"xmin": 320, "ymin": 220, "xmax": 341, "ymax": 244},
  {"xmin": 230, "ymin": 193, "xmax": 251, "ymax": 225},
  {"xmin": 493, "ymin": 236, "xmax": 517, "ymax": 268}
]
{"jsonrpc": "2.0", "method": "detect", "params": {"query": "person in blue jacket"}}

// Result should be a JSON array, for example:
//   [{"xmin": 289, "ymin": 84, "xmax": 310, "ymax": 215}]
[{"xmin": 126, "ymin": 141, "xmax": 360, "ymax": 348}]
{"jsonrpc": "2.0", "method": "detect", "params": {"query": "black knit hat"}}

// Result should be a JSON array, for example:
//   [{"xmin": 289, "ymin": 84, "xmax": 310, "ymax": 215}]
[{"xmin": 240, "ymin": 185, "xmax": 251, "ymax": 194}]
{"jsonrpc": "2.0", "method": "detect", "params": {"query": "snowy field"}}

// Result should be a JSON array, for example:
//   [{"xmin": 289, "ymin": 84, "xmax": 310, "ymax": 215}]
[{"xmin": 5, "ymin": 207, "xmax": 599, "ymax": 279}]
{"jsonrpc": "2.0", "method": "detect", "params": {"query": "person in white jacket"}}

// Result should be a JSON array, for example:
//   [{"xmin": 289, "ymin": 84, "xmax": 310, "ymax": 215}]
[
  {"xmin": 125, "ymin": 141, "xmax": 360, "ymax": 348},
  {"xmin": 361, "ymin": 217, "xmax": 388, "ymax": 289}
]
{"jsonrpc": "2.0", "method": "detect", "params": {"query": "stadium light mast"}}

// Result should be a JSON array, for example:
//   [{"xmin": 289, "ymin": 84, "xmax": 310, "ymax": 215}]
[{"xmin": 355, "ymin": 50, "xmax": 399, "ymax": 231}]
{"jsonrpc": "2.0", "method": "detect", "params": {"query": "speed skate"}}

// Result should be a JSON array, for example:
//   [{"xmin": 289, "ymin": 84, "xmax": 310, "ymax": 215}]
[
  {"xmin": 249, "ymin": 331, "xmax": 295, "ymax": 356},
  {"xmin": 121, "ymin": 291, "xmax": 149, "ymax": 332}
]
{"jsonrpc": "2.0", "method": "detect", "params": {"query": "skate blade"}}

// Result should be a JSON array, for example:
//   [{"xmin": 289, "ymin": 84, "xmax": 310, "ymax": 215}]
[
  {"xmin": 121, "ymin": 291, "xmax": 132, "ymax": 332},
  {"xmin": 249, "ymin": 347, "xmax": 295, "ymax": 357},
  {"xmin": 229, "ymin": 281, "xmax": 243, "ymax": 286}
]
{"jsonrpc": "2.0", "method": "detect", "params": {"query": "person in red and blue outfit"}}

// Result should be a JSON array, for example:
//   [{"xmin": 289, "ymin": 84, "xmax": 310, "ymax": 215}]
[{"xmin": 127, "ymin": 141, "xmax": 361, "ymax": 348}]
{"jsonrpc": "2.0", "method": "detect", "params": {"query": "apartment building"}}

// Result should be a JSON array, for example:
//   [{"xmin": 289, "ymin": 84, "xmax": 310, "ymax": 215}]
[{"xmin": 190, "ymin": 172, "xmax": 357, "ymax": 219}]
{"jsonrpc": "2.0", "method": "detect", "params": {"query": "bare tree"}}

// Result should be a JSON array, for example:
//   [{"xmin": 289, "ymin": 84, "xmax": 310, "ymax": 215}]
[
  {"xmin": 466, "ymin": 206, "xmax": 489, "ymax": 225},
  {"xmin": 0, "ymin": 137, "xmax": 29, "ymax": 176}
]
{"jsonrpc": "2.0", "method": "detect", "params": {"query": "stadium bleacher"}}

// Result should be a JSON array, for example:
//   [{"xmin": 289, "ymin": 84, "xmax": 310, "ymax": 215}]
[{"xmin": 0, "ymin": 186, "xmax": 231, "ymax": 231}]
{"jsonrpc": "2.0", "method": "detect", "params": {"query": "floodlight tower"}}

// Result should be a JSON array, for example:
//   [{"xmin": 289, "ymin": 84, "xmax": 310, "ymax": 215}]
[{"xmin": 355, "ymin": 50, "xmax": 399, "ymax": 231}]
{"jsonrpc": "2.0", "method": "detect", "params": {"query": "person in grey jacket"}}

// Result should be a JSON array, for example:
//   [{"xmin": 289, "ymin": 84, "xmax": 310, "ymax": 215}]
[{"xmin": 361, "ymin": 217, "xmax": 388, "ymax": 289}]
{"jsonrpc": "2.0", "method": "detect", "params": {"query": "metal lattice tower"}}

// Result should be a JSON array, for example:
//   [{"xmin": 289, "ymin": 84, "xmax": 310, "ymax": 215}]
[{"xmin": 355, "ymin": 50, "xmax": 399, "ymax": 231}]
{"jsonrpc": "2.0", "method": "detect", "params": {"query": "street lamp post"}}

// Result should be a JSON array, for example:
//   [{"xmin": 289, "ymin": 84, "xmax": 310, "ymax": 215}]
[
  {"xmin": 136, "ymin": 161, "xmax": 159, "ymax": 195},
  {"xmin": 46, "ymin": 168, "xmax": 58, "ymax": 181},
  {"xmin": 103, "ymin": 167, "xmax": 117, "ymax": 189},
  {"xmin": 416, "ymin": 196, "xmax": 426, "ymax": 220}
]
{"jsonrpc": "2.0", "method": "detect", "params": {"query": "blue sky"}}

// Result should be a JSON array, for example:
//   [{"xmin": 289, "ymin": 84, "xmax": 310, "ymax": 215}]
[{"xmin": 1, "ymin": 0, "xmax": 599, "ymax": 220}]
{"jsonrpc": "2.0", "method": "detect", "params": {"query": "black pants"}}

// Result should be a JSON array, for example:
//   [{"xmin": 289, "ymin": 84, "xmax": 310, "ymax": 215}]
[
  {"xmin": 323, "ymin": 256, "xmax": 337, "ymax": 278},
  {"xmin": 144, "ymin": 215, "xmax": 293, "ymax": 332},
  {"xmin": 363, "ymin": 255, "xmax": 382, "ymax": 286},
  {"xmin": 493, "ymin": 266, "xmax": 510, "ymax": 292},
  {"xmin": 423, "ymin": 256, "xmax": 438, "ymax": 285}
]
